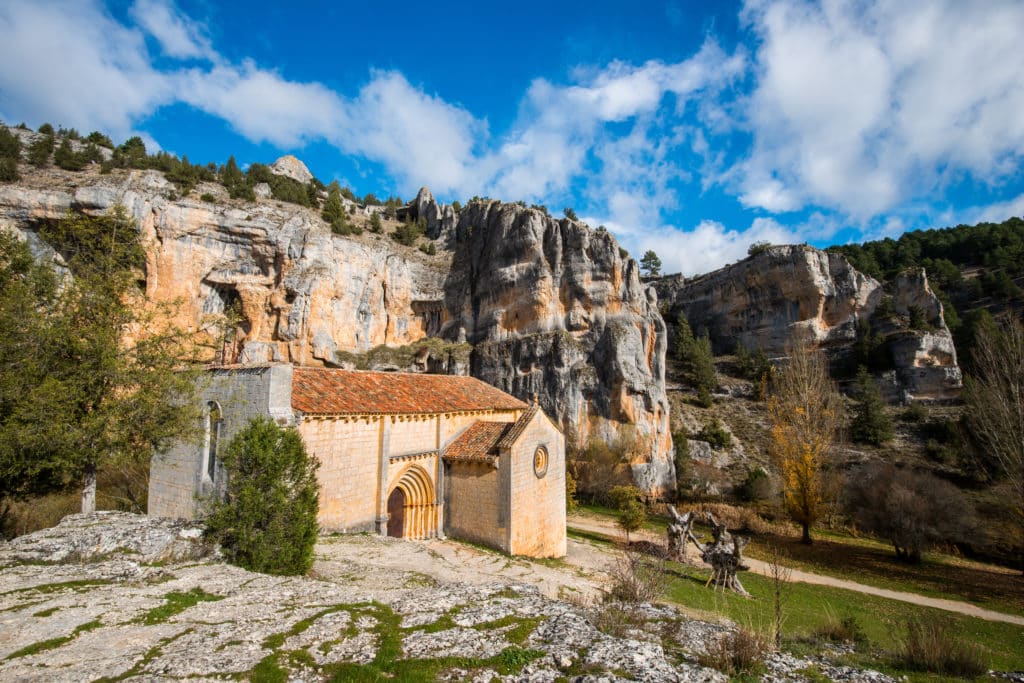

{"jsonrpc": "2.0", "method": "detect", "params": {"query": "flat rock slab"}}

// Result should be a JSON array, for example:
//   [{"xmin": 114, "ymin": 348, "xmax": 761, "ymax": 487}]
[{"xmin": 0, "ymin": 514, "xmax": 898, "ymax": 681}]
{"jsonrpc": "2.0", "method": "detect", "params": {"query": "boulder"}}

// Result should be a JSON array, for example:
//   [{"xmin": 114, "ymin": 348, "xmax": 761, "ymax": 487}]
[{"xmin": 269, "ymin": 154, "xmax": 313, "ymax": 184}]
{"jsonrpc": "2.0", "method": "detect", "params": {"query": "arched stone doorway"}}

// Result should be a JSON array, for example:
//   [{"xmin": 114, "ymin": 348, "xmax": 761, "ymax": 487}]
[
  {"xmin": 386, "ymin": 488, "xmax": 405, "ymax": 538},
  {"xmin": 386, "ymin": 464, "xmax": 437, "ymax": 540}
]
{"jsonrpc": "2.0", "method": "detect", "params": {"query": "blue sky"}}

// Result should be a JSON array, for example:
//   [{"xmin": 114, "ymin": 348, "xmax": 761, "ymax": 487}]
[{"xmin": 2, "ymin": 0, "xmax": 1023, "ymax": 275}]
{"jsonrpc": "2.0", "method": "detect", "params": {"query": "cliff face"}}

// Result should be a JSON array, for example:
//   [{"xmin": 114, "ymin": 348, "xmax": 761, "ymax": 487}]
[
  {"xmin": 0, "ymin": 168, "xmax": 675, "ymax": 495},
  {"xmin": 655, "ymin": 245, "xmax": 961, "ymax": 400},
  {"xmin": 442, "ymin": 201, "xmax": 672, "ymax": 493}
]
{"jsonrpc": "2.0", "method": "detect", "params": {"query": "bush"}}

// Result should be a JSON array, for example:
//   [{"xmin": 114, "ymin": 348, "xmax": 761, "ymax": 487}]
[
  {"xmin": 844, "ymin": 463, "xmax": 973, "ymax": 562},
  {"xmin": 204, "ymin": 417, "xmax": 319, "ymax": 575},
  {"xmin": 200, "ymin": 193, "xmax": 217, "ymax": 203},
  {"xmin": 369, "ymin": 212, "xmax": 383, "ymax": 233},
  {"xmin": 392, "ymin": 218, "xmax": 424, "ymax": 247},
  {"xmin": 902, "ymin": 402, "xmax": 928, "ymax": 422},
  {"xmin": 738, "ymin": 467, "xmax": 773, "ymax": 502},
  {"xmin": 697, "ymin": 419, "xmax": 732, "ymax": 449},
  {"xmin": 813, "ymin": 615, "xmax": 866, "ymax": 645},
  {"xmin": 895, "ymin": 618, "xmax": 987, "ymax": 678},
  {"xmin": 563, "ymin": 207, "xmax": 578, "ymax": 221},
  {"xmin": 418, "ymin": 242, "xmax": 436, "ymax": 255},
  {"xmin": 0, "ymin": 158, "xmax": 19, "ymax": 182},
  {"xmin": 0, "ymin": 127, "xmax": 22, "ymax": 160},
  {"xmin": 27, "ymin": 136, "xmax": 53, "ymax": 167},
  {"xmin": 747, "ymin": 240, "xmax": 772, "ymax": 257},
  {"xmin": 698, "ymin": 628, "xmax": 769, "ymax": 676},
  {"xmin": 606, "ymin": 549, "xmax": 665, "ymax": 603}
]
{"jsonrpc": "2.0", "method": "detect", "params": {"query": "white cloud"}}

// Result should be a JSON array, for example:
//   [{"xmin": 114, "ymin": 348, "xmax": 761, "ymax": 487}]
[
  {"xmin": 736, "ymin": 0, "xmax": 1024, "ymax": 217},
  {"xmin": 177, "ymin": 62, "xmax": 346, "ymax": 148},
  {"xmin": 0, "ymin": 0, "xmax": 171, "ymax": 140},
  {"xmin": 129, "ymin": 0, "xmax": 214, "ymax": 60},
  {"xmin": 964, "ymin": 193, "xmax": 1024, "ymax": 225},
  {"xmin": 608, "ymin": 216, "xmax": 802, "ymax": 277}
]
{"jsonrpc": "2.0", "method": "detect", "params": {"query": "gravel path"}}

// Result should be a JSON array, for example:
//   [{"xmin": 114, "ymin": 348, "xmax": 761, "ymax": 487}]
[{"xmin": 566, "ymin": 513, "xmax": 1024, "ymax": 627}]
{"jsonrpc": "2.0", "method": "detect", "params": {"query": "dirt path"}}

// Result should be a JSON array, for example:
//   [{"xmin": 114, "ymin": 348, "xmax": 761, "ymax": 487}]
[{"xmin": 567, "ymin": 513, "xmax": 1024, "ymax": 627}]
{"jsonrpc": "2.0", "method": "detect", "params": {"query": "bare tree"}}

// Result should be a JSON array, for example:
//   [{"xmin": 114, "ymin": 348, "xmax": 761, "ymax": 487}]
[
  {"xmin": 768, "ymin": 336, "xmax": 842, "ymax": 544},
  {"xmin": 963, "ymin": 317, "xmax": 1024, "ymax": 572}
]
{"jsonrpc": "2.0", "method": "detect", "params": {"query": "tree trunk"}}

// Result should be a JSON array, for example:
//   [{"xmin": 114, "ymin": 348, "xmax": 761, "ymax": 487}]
[
  {"xmin": 81, "ymin": 462, "xmax": 97, "ymax": 514},
  {"xmin": 800, "ymin": 522, "xmax": 812, "ymax": 544}
]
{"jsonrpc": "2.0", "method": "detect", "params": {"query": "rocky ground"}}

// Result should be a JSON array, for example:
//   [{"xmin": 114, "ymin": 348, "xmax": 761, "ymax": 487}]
[{"xmin": 0, "ymin": 513, "xmax": 910, "ymax": 682}]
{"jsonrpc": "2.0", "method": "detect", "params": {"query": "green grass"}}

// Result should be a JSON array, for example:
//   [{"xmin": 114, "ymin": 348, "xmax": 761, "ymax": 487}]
[
  {"xmin": 4, "ymin": 619, "xmax": 102, "ymax": 660},
  {"xmin": 569, "ymin": 513, "xmax": 1024, "ymax": 676},
  {"xmin": 572, "ymin": 505, "xmax": 1024, "ymax": 618},
  {"xmin": 137, "ymin": 587, "xmax": 223, "ymax": 625},
  {"xmin": 0, "ymin": 579, "xmax": 112, "ymax": 597}
]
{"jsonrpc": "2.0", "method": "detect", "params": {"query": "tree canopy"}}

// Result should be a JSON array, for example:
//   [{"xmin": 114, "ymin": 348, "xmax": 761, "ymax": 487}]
[{"xmin": 0, "ymin": 208, "xmax": 201, "ymax": 511}]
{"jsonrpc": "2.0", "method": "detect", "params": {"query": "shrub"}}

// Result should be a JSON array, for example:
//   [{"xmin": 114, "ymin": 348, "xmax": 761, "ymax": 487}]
[
  {"xmin": 894, "ymin": 618, "xmax": 987, "ymax": 678},
  {"xmin": 418, "ymin": 242, "xmax": 436, "ymax": 255},
  {"xmin": 606, "ymin": 549, "xmax": 665, "ymax": 603},
  {"xmin": 739, "ymin": 467, "xmax": 773, "ymax": 502},
  {"xmin": 204, "ymin": 417, "xmax": 319, "ymax": 575},
  {"xmin": 0, "ymin": 158, "xmax": 19, "ymax": 182},
  {"xmin": 0, "ymin": 127, "xmax": 22, "ymax": 160},
  {"xmin": 747, "ymin": 240, "xmax": 772, "ymax": 257},
  {"xmin": 86, "ymin": 131, "xmax": 114, "ymax": 148},
  {"xmin": 392, "ymin": 218, "xmax": 423, "ymax": 247},
  {"xmin": 451, "ymin": 200, "xmax": 462, "ymax": 213},
  {"xmin": 844, "ymin": 463, "xmax": 973, "ymax": 562},
  {"xmin": 369, "ymin": 212, "xmax": 383, "ymax": 233},
  {"xmin": 200, "ymin": 193, "xmax": 217, "ymax": 203},
  {"xmin": 902, "ymin": 402, "xmax": 928, "ymax": 422},
  {"xmin": 697, "ymin": 419, "xmax": 732, "ymax": 449},
  {"xmin": 27, "ymin": 136, "xmax": 53, "ymax": 167},
  {"xmin": 54, "ymin": 138, "xmax": 85, "ymax": 171},
  {"xmin": 698, "ymin": 628, "xmax": 769, "ymax": 676},
  {"xmin": 563, "ymin": 207, "xmax": 578, "ymax": 221},
  {"xmin": 38, "ymin": 123, "xmax": 54, "ymax": 135},
  {"xmin": 813, "ymin": 615, "xmax": 866, "ymax": 645}
]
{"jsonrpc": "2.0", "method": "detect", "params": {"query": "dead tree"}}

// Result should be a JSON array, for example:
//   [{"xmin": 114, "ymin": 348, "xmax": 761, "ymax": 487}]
[
  {"xmin": 666, "ymin": 506, "xmax": 700, "ymax": 561},
  {"xmin": 667, "ymin": 507, "xmax": 751, "ymax": 596}
]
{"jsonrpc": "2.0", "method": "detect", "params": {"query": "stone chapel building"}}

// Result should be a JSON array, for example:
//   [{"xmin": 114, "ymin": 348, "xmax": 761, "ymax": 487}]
[{"xmin": 148, "ymin": 364, "xmax": 567, "ymax": 558}]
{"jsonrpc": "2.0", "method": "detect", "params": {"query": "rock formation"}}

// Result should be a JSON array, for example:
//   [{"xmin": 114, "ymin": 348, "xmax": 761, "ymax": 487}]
[
  {"xmin": 0, "ymin": 166, "xmax": 674, "ymax": 495},
  {"xmin": 654, "ymin": 244, "xmax": 962, "ymax": 400},
  {"xmin": 442, "ymin": 201, "xmax": 673, "ymax": 493},
  {"xmin": 268, "ymin": 154, "xmax": 313, "ymax": 184}
]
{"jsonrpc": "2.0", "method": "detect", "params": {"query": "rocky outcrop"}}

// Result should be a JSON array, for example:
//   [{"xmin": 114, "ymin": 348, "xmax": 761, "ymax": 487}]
[
  {"xmin": 444, "ymin": 201, "xmax": 673, "ymax": 494},
  {"xmin": 0, "ymin": 166, "xmax": 674, "ymax": 494},
  {"xmin": 655, "ymin": 245, "xmax": 962, "ymax": 400},
  {"xmin": 268, "ymin": 154, "xmax": 313, "ymax": 184},
  {"xmin": 0, "ymin": 514, "xmax": 901, "ymax": 682},
  {"xmin": 656, "ymin": 245, "xmax": 880, "ymax": 353},
  {"xmin": 404, "ymin": 186, "xmax": 457, "ymax": 243}
]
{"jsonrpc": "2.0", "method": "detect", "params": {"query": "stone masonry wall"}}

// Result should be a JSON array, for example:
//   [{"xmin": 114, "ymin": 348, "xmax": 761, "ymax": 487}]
[
  {"xmin": 298, "ymin": 416, "xmax": 382, "ymax": 531},
  {"xmin": 444, "ymin": 462, "xmax": 505, "ymax": 551},
  {"xmin": 148, "ymin": 365, "xmax": 294, "ymax": 519},
  {"xmin": 508, "ymin": 414, "xmax": 567, "ymax": 558}
]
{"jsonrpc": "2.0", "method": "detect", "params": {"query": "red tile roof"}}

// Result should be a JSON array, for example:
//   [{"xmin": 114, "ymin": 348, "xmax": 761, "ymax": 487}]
[
  {"xmin": 290, "ymin": 368, "xmax": 527, "ymax": 415},
  {"xmin": 443, "ymin": 421, "xmax": 513, "ymax": 462},
  {"xmin": 497, "ymin": 404, "xmax": 540, "ymax": 449}
]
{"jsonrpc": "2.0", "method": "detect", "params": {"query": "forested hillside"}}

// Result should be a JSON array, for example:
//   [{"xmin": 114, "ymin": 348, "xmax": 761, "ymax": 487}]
[{"xmin": 827, "ymin": 218, "xmax": 1024, "ymax": 364}]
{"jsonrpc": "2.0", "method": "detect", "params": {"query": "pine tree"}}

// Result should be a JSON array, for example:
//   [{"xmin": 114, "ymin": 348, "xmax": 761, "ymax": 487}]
[
  {"xmin": 322, "ymin": 182, "xmax": 345, "ymax": 230},
  {"xmin": 27, "ymin": 135, "xmax": 53, "ymax": 167},
  {"xmin": 850, "ymin": 366, "xmax": 893, "ymax": 445},
  {"xmin": 675, "ymin": 316, "xmax": 716, "ymax": 404},
  {"xmin": 640, "ymin": 250, "xmax": 662, "ymax": 277}
]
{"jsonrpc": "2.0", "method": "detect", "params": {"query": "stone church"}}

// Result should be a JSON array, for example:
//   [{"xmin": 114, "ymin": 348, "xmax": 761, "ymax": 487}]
[{"xmin": 148, "ymin": 365, "xmax": 567, "ymax": 558}]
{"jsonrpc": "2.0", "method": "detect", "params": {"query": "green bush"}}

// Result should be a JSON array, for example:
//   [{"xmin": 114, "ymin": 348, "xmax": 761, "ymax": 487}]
[
  {"xmin": 0, "ymin": 128, "xmax": 22, "ymax": 160},
  {"xmin": 204, "ymin": 417, "xmax": 320, "ymax": 576},
  {"xmin": 369, "ymin": 212, "xmax": 383, "ymax": 233},
  {"xmin": 697, "ymin": 419, "xmax": 732, "ymax": 449},
  {"xmin": 200, "ymin": 193, "xmax": 217, "ymax": 203},
  {"xmin": 392, "ymin": 218, "xmax": 424, "ymax": 247},
  {"xmin": 0, "ymin": 158, "xmax": 19, "ymax": 182},
  {"xmin": 27, "ymin": 136, "xmax": 53, "ymax": 167},
  {"xmin": 418, "ymin": 242, "xmax": 436, "ymax": 255}
]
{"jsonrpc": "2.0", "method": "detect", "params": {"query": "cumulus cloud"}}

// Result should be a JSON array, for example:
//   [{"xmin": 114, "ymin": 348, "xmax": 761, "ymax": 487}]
[
  {"xmin": 736, "ymin": 0, "xmax": 1024, "ymax": 217},
  {"xmin": 0, "ymin": 0, "xmax": 171, "ymax": 140},
  {"xmin": 129, "ymin": 0, "xmax": 214, "ymax": 60},
  {"xmin": 606, "ymin": 216, "xmax": 802, "ymax": 276}
]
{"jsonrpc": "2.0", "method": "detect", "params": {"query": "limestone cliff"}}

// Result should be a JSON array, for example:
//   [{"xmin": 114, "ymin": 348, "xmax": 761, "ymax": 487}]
[
  {"xmin": 442, "ymin": 201, "xmax": 672, "ymax": 494},
  {"xmin": 0, "ymin": 165, "xmax": 674, "ymax": 495},
  {"xmin": 654, "ymin": 244, "xmax": 961, "ymax": 400}
]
